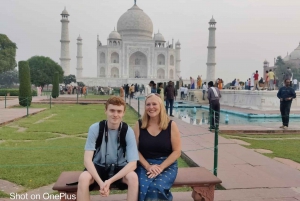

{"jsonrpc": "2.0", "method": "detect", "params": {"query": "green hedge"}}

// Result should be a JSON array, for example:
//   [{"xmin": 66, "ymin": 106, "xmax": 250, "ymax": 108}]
[
  {"xmin": 1, "ymin": 89, "xmax": 37, "ymax": 97},
  {"xmin": 52, "ymin": 72, "xmax": 59, "ymax": 98},
  {"xmin": 0, "ymin": 89, "xmax": 37, "ymax": 96},
  {"xmin": 18, "ymin": 61, "xmax": 32, "ymax": 106}
]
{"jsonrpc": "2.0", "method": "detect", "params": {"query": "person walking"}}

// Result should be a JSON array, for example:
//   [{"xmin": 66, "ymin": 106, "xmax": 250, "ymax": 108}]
[
  {"xmin": 207, "ymin": 81, "xmax": 221, "ymax": 129},
  {"xmin": 197, "ymin": 75, "xmax": 202, "ymax": 89},
  {"xmin": 277, "ymin": 79, "xmax": 296, "ymax": 129},
  {"xmin": 202, "ymin": 82, "xmax": 207, "ymax": 100},
  {"xmin": 165, "ymin": 81, "xmax": 176, "ymax": 117},
  {"xmin": 268, "ymin": 69, "xmax": 275, "ymax": 90},
  {"xmin": 190, "ymin": 77, "xmax": 195, "ymax": 89},
  {"xmin": 145, "ymin": 81, "xmax": 155, "ymax": 96},
  {"xmin": 183, "ymin": 85, "xmax": 188, "ymax": 100},
  {"xmin": 120, "ymin": 86, "xmax": 124, "ymax": 98},
  {"xmin": 253, "ymin": 70, "xmax": 259, "ymax": 90},
  {"xmin": 293, "ymin": 78, "xmax": 298, "ymax": 91},
  {"xmin": 265, "ymin": 70, "xmax": 269, "ymax": 90}
]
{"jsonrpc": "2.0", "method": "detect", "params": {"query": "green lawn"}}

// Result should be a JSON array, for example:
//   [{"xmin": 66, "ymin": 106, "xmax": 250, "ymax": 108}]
[
  {"xmin": 0, "ymin": 103, "xmax": 191, "ymax": 196},
  {"xmin": 222, "ymin": 134, "xmax": 300, "ymax": 163}
]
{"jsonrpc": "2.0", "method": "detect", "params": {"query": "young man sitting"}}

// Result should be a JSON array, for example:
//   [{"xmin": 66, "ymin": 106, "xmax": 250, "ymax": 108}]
[{"xmin": 77, "ymin": 96, "xmax": 139, "ymax": 201}]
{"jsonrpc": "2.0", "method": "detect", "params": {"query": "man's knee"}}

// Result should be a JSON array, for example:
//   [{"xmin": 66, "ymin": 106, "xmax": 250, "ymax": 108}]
[
  {"xmin": 123, "ymin": 171, "xmax": 138, "ymax": 187},
  {"xmin": 78, "ymin": 171, "xmax": 94, "ymax": 188}
]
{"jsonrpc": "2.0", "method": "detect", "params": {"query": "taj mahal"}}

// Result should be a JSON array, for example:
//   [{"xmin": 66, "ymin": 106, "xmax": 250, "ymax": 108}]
[{"xmin": 59, "ymin": 2, "xmax": 217, "ymax": 87}]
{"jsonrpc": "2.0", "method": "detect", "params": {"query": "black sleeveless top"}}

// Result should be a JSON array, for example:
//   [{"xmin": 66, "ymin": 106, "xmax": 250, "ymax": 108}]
[{"xmin": 138, "ymin": 120, "xmax": 173, "ymax": 159}]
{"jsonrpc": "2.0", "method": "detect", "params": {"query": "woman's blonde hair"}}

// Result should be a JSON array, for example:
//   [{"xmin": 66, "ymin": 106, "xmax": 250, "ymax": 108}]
[{"xmin": 141, "ymin": 93, "xmax": 170, "ymax": 130}]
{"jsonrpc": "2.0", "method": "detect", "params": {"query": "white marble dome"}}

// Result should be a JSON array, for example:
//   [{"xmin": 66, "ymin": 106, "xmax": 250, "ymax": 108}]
[
  {"xmin": 154, "ymin": 32, "xmax": 165, "ymax": 41},
  {"xmin": 117, "ymin": 4, "xmax": 153, "ymax": 40},
  {"xmin": 108, "ymin": 30, "xmax": 121, "ymax": 40},
  {"xmin": 61, "ymin": 7, "xmax": 69, "ymax": 15},
  {"xmin": 288, "ymin": 43, "xmax": 300, "ymax": 60}
]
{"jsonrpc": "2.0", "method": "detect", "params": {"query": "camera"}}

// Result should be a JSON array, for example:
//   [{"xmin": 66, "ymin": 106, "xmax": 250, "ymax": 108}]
[{"xmin": 106, "ymin": 164, "xmax": 116, "ymax": 179}]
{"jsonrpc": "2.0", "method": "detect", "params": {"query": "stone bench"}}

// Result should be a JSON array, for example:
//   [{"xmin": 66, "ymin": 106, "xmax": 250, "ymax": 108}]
[{"xmin": 52, "ymin": 167, "xmax": 222, "ymax": 201}]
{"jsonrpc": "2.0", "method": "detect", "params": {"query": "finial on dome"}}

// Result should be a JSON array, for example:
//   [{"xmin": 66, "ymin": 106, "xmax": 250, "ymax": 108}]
[
  {"xmin": 134, "ymin": 0, "xmax": 136, "ymax": 5},
  {"xmin": 158, "ymin": 29, "xmax": 160, "ymax": 33},
  {"xmin": 114, "ymin": 27, "xmax": 115, "ymax": 31}
]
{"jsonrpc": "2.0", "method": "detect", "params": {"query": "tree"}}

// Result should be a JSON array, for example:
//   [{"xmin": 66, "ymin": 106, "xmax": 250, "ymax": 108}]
[
  {"xmin": 274, "ymin": 56, "xmax": 286, "ymax": 87},
  {"xmin": 52, "ymin": 72, "xmax": 59, "ymax": 98},
  {"xmin": 0, "ymin": 69, "xmax": 19, "ymax": 87},
  {"xmin": 18, "ymin": 61, "xmax": 32, "ymax": 107},
  {"xmin": 77, "ymin": 82, "xmax": 85, "ymax": 87},
  {"xmin": 27, "ymin": 56, "xmax": 64, "ymax": 90},
  {"xmin": 0, "ymin": 34, "xmax": 17, "ymax": 74},
  {"xmin": 63, "ymin": 74, "xmax": 76, "ymax": 87}
]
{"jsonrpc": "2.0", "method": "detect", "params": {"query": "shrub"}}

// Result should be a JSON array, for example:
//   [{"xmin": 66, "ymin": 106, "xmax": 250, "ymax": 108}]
[
  {"xmin": 51, "ymin": 72, "xmax": 59, "ymax": 98},
  {"xmin": 18, "ymin": 61, "xmax": 32, "ymax": 106},
  {"xmin": 0, "ymin": 89, "xmax": 37, "ymax": 96}
]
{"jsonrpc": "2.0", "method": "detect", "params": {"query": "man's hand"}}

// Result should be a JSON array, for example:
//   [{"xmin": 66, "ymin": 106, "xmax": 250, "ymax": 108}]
[
  {"xmin": 101, "ymin": 179, "xmax": 111, "ymax": 197},
  {"xmin": 99, "ymin": 181, "xmax": 108, "ymax": 197},
  {"xmin": 285, "ymin": 97, "xmax": 292, "ymax": 101}
]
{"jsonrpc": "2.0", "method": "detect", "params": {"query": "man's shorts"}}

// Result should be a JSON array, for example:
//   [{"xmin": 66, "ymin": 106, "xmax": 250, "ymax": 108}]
[{"xmin": 84, "ymin": 164, "xmax": 127, "ymax": 190}]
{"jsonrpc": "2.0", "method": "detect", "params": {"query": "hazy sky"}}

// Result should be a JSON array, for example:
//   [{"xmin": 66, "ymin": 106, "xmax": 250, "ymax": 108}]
[{"xmin": 2, "ymin": 0, "xmax": 300, "ymax": 83}]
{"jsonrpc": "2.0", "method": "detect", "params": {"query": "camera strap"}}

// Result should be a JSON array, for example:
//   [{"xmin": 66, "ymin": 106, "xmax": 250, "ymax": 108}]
[{"xmin": 104, "ymin": 121, "xmax": 123, "ymax": 167}]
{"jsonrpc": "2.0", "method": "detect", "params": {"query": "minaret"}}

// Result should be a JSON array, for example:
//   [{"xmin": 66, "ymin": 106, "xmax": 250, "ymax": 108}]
[
  {"xmin": 175, "ymin": 40, "xmax": 181, "ymax": 78},
  {"xmin": 206, "ymin": 16, "xmax": 217, "ymax": 82},
  {"xmin": 76, "ymin": 35, "xmax": 83, "ymax": 78},
  {"xmin": 60, "ymin": 7, "xmax": 71, "ymax": 76}
]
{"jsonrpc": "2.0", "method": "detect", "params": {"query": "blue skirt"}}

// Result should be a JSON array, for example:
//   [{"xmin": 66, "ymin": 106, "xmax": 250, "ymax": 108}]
[{"xmin": 135, "ymin": 157, "xmax": 178, "ymax": 201}]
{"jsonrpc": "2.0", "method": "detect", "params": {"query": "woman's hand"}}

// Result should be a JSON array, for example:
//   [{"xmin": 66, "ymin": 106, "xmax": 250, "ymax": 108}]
[{"xmin": 146, "ymin": 164, "xmax": 163, "ymax": 178}]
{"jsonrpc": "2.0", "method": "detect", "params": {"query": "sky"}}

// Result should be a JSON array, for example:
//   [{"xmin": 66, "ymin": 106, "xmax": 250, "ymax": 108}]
[{"xmin": 1, "ymin": 0, "xmax": 300, "ymax": 84}]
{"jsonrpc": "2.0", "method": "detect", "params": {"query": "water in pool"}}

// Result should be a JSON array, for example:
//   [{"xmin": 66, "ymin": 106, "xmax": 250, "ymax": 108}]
[{"xmin": 172, "ymin": 107, "xmax": 298, "ymax": 126}]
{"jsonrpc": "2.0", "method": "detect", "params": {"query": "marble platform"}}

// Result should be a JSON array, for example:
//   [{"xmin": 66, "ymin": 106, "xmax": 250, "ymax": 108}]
[{"xmin": 188, "ymin": 89, "xmax": 300, "ymax": 111}]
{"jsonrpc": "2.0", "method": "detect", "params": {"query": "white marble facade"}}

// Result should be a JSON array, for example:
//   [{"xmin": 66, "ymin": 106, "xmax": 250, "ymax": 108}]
[{"xmin": 80, "ymin": 3, "xmax": 181, "ymax": 87}]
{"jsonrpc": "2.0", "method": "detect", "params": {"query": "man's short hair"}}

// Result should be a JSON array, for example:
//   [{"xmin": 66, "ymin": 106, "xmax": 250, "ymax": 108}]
[
  {"xmin": 105, "ymin": 96, "xmax": 126, "ymax": 111},
  {"xmin": 269, "ymin": 69, "xmax": 272, "ymax": 71},
  {"xmin": 149, "ymin": 80, "xmax": 155, "ymax": 85},
  {"xmin": 208, "ymin": 81, "xmax": 214, "ymax": 87},
  {"xmin": 256, "ymin": 70, "xmax": 258, "ymax": 73}
]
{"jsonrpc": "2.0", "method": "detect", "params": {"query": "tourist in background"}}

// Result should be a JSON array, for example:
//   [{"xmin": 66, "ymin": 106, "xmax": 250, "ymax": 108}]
[
  {"xmin": 151, "ymin": 83, "xmax": 157, "ymax": 93},
  {"xmin": 253, "ymin": 70, "xmax": 259, "ymax": 90},
  {"xmin": 120, "ymin": 86, "xmax": 124, "ymax": 98},
  {"xmin": 277, "ymin": 79, "xmax": 296, "ymax": 129},
  {"xmin": 157, "ymin": 83, "xmax": 164, "ymax": 101},
  {"xmin": 133, "ymin": 93, "xmax": 181, "ymax": 201},
  {"xmin": 207, "ymin": 81, "xmax": 221, "ymax": 129},
  {"xmin": 180, "ymin": 85, "xmax": 185, "ymax": 100},
  {"xmin": 145, "ymin": 81, "xmax": 155, "ymax": 96},
  {"xmin": 293, "ymin": 78, "xmax": 298, "ymax": 91},
  {"xmin": 130, "ymin": 84, "xmax": 135, "ymax": 99},
  {"xmin": 202, "ymin": 82, "xmax": 207, "ymax": 100},
  {"xmin": 190, "ymin": 77, "xmax": 195, "ymax": 89},
  {"xmin": 165, "ymin": 81, "xmax": 176, "ymax": 117},
  {"xmin": 268, "ymin": 69, "xmax": 275, "ymax": 90},
  {"xmin": 250, "ymin": 73, "xmax": 254, "ymax": 90},
  {"xmin": 231, "ymin": 79, "xmax": 236, "ymax": 87},
  {"xmin": 184, "ymin": 85, "xmax": 188, "ymax": 100},
  {"xmin": 265, "ymin": 70, "xmax": 269, "ymax": 90},
  {"xmin": 125, "ymin": 84, "xmax": 129, "ymax": 98},
  {"xmin": 218, "ymin": 79, "xmax": 223, "ymax": 90},
  {"xmin": 197, "ymin": 75, "xmax": 202, "ymax": 89},
  {"xmin": 235, "ymin": 79, "xmax": 241, "ymax": 90}
]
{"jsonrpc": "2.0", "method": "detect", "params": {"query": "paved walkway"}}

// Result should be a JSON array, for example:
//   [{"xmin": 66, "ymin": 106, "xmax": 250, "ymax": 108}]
[
  {"xmin": 1, "ymin": 96, "xmax": 300, "ymax": 200},
  {"xmin": 0, "ymin": 96, "xmax": 48, "ymax": 126}
]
